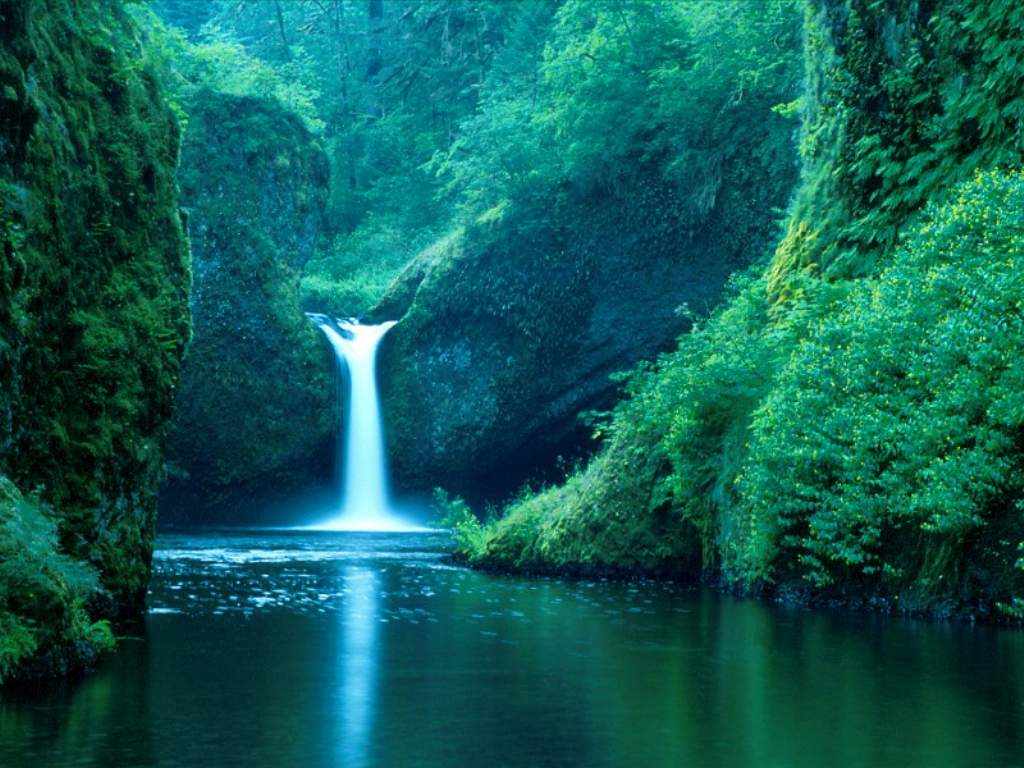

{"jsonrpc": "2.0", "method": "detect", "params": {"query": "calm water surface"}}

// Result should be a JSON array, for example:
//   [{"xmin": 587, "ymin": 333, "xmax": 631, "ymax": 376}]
[{"xmin": 1, "ymin": 530, "xmax": 1022, "ymax": 768}]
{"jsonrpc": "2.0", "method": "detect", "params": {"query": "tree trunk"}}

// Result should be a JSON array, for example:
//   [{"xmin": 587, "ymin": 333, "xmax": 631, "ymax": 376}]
[{"xmin": 366, "ymin": 0, "xmax": 384, "ymax": 118}]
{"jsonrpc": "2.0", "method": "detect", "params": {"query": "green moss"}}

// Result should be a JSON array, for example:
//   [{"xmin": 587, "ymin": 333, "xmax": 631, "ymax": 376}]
[
  {"xmin": 0, "ymin": 0, "xmax": 190, "ymax": 678},
  {"xmin": 161, "ymin": 91, "xmax": 332, "ymax": 515},
  {"xmin": 771, "ymin": 0, "xmax": 1024, "ymax": 288}
]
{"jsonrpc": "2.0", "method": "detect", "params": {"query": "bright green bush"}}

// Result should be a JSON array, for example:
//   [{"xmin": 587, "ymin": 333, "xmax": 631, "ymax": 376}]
[
  {"xmin": 436, "ymin": 488, "xmax": 487, "ymax": 560},
  {"xmin": 733, "ymin": 170, "xmax": 1024, "ymax": 602}
]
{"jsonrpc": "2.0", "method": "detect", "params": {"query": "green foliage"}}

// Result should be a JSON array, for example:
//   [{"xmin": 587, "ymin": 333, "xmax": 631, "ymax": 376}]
[
  {"xmin": 464, "ymin": 1, "xmax": 1024, "ymax": 619},
  {"xmin": 1, "ymin": 0, "xmax": 190, "ymax": 618},
  {"xmin": 182, "ymin": 39, "xmax": 323, "ymax": 132},
  {"xmin": 85, "ymin": 619, "xmax": 116, "ymax": 653},
  {"xmin": 734, "ymin": 170, "xmax": 1024, "ymax": 600},
  {"xmin": 0, "ymin": 477, "xmax": 113, "ymax": 684},
  {"xmin": 472, "ymin": 454, "xmax": 699, "ymax": 575},
  {"xmin": 131, "ymin": 8, "xmax": 325, "ymax": 134},
  {"xmin": 434, "ymin": 0, "xmax": 800, "ymax": 221},
  {"xmin": 301, "ymin": 219, "xmax": 445, "ymax": 317},
  {"xmin": 0, "ymin": 614, "xmax": 36, "ymax": 684},
  {"xmin": 434, "ymin": 488, "xmax": 486, "ymax": 558},
  {"xmin": 999, "ymin": 542, "xmax": 1024, "ymax": 619},
  {"xmin": 774, "ymin": 0, "xmax": 1024, "ymax": 284}
]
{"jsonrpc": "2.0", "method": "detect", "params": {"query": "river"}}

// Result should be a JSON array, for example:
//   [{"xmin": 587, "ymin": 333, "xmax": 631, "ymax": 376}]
[{"xmin": 1, "ymin": 530, "xmax": 1022, "ymax": 767}]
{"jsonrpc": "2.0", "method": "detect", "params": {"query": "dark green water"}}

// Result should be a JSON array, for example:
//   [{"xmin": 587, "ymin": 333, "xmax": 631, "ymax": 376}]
[{"xmin": 1, "ymin": 531, "xmax": 1022, "ymax": 768}]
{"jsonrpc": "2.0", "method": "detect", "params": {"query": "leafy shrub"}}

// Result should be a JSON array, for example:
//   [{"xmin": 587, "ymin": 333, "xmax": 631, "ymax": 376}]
[
  {"xmin": 0, "ymin": 477, "xmax": 112, "ymax": 683},
  {"xmin": 435, "ymin": 488, "xmax": 486, "ymax": 560},
  {"xmin": 733, "ymin": 170, "xmax": 1024, "ymax": 603}
]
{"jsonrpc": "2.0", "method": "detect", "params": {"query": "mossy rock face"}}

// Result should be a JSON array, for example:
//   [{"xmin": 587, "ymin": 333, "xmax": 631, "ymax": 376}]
[
  {"xmin": 160, "ymin": 91, "xmax": 333, "ymax": 520},
  {"xmin": 378, "ymin": 148, "xmax": 796, "ymax": 500},
  {"xmin": 769, "ymin": 0, "xmax": 1024, "ymax": 288},
  {"xmin": 0, "ymin": 0, "xmax": 191, "ymax": 623}
]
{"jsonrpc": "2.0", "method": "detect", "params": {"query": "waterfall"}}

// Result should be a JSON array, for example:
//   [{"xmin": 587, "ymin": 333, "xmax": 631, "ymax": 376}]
[{"xmin": 308, "ymin": 316, "xmax": 418, "ymax": 531}]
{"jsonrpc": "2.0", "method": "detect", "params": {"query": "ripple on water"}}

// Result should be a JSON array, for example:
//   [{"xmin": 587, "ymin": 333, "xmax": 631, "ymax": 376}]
[
  {"xmin": 145, "ymin": 531, "xmax": 696, "ymax": 631},
  {"xmin": 148, "ymin": 533, "xmax": 445, "ymax": 619},
  {"xmin": 154, "ymin": 547, "xmax": 445, "ymax": 565}
]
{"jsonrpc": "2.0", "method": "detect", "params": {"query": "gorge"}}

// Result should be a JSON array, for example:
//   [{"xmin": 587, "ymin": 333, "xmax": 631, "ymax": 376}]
[{"xmin": 1, "ymin": 1, "xmax": 1023, "ymax": 766}]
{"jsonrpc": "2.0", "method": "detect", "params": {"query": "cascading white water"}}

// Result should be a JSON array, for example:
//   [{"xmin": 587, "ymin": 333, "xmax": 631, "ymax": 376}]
[{"xmin": 309, "ymin": 316, "xmax": 418, "ymax": 531}]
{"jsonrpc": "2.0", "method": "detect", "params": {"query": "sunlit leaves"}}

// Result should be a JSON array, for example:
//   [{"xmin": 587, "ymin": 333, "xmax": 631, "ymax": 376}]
[{"xmin": 736, "ymin": 170, "xmax": 1024, "ymax": 593}]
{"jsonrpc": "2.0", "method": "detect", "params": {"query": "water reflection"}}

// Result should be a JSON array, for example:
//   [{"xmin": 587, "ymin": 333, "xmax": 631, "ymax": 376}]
[
  {"xmin": 337, "ymin": 567, "xmax": 379, "ymax": 768},
  {"xmin": 0, "ymin": 531, "xmax": 1021, "ymax": 768}
]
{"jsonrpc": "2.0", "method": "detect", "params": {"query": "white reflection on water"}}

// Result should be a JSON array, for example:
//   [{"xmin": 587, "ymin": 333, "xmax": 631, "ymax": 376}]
[{"xmin": 338, "ymin": 566, "xmax": 379, "ymax": 768}]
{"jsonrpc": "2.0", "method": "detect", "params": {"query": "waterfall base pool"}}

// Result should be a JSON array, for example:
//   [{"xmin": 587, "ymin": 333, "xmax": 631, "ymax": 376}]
[{"xmin": 1, "ymin": 530, "xmax": 1022, "ymax": 768}]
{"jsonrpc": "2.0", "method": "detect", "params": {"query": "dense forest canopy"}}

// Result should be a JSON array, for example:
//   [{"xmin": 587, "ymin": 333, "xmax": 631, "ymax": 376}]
[{"xmin": 142, "ymin": 0, "xmax": 803, "ymax": 312}]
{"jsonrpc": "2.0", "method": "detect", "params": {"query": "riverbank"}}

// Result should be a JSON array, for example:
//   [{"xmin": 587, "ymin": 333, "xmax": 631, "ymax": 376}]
[
  {"xmin": 450, "ymin": 528, "xmax": 1022, "ymax": 629},
  {"xmin": 459, "ymin": 556, "xmax": 1020, "ymax": 627}
]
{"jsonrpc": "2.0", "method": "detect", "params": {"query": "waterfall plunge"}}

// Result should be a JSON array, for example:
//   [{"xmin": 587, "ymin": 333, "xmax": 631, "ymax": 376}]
[{"xmin": 309, "ymin": 316, "xmax": 419, "ymax": 532}]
